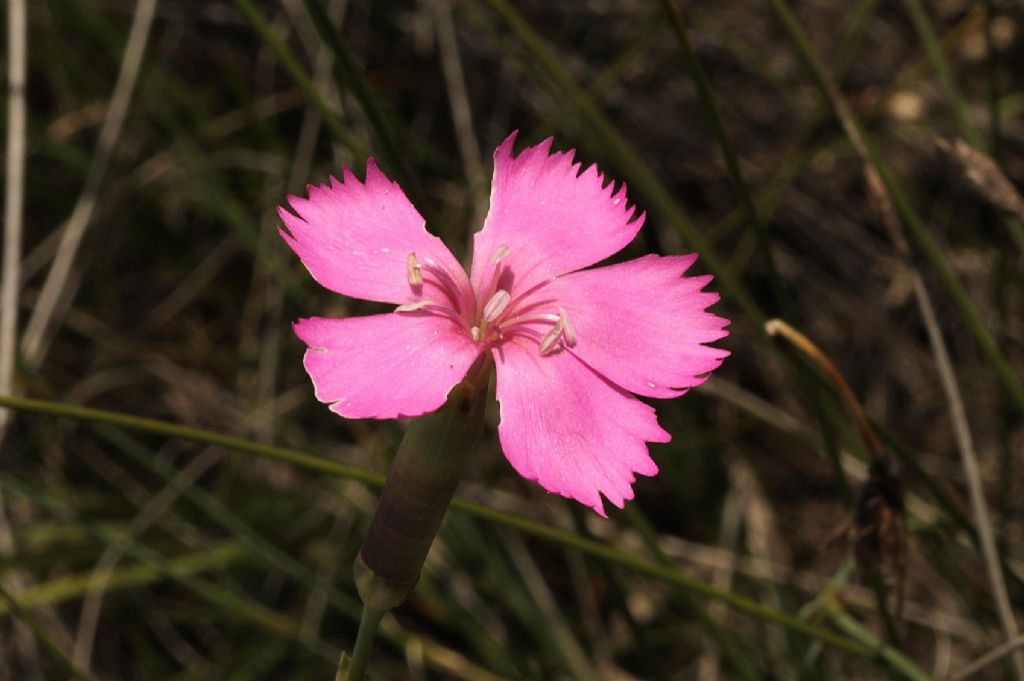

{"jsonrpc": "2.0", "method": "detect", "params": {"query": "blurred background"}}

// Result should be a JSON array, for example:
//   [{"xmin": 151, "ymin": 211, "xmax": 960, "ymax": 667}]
[{"xmin": 1, "ymin": 0, "xmax": 1023, "ymax": 679}]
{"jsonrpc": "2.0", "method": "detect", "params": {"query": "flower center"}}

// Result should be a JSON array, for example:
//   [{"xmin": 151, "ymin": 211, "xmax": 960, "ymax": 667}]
[{"xmin": 395, "ymin": 246, "xmax": 576, "ymax": 355}]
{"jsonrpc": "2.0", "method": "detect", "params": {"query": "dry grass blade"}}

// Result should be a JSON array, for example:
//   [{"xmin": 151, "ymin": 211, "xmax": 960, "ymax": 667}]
[
  {"xmin": 907, "ymin": 260, "xmax": 1024, "ymax": 680},
  {"xmin": 433, "ymin": 0, "xmax": 487, "ymax": 223},
  {"xmin": 936, "ymin": 137, "xmax": 1024, "ymax": 221},
  {"xmin": 866, "ymin": 151, "xmax": 1024, "ymax": 679},
  {"xmin": 19, "ymin": 0, "xmax": 159, "ymax": 368},
  {"xmin": 951, "ymin": 634, "xmax": 1024, "ymax": 681}
]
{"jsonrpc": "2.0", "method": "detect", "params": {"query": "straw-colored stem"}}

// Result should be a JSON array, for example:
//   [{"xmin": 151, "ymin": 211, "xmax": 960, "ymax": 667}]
[
  {"xmin": 764, "ymin": 319, "xmax": 885, "ymax": 463},
  {"xmin": 909, "ymin": 271, "xmax": 1024, "ymax": 679},
  {"xmin": 0, "ymin": 0, "xmax": 26, "ymax": 432}
]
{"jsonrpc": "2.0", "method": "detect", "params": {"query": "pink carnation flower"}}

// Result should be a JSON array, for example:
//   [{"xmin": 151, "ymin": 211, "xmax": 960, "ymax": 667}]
[{"xmin": 280, "ymin": 133, "xmax": 729, "ymax": 515}]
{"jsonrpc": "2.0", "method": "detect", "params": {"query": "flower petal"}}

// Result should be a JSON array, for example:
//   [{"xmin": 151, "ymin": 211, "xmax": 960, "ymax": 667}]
[
  {"xmin": 280, "ymin": 159, "xmax": 471, "ymax": 305},
  {"xmin": 543, "ymin": 254, "xmax": 729, "ymax": 398},
  {"xmin": 471, "ymin": 132, "xmax": 644, "ymax": 296},
  {"xmin": 294, "ymin": 313, "xmax": 481, "ymax": 419},
  {"xmin": 492, "ymin": 340, "xmax": 668, "ymax": 515}
]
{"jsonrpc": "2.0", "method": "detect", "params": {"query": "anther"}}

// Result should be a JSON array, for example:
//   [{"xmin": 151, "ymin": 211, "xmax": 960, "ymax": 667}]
[
  {"xmin": 558, "ymin": 306, "xmax": 576, "ymax": 347},
  {"xmin": 539, "ymin": 319, "xmax": 564, "ymax": 355},
  {"xmin": 471, "ymin": 326, "xmax": 482, "ymax": 341},
  {"xmin": 482, "ymin": 290, "xmax": 511, "ymax": 323},
  {"xmin": 490, "ymin": 244, "xmax": 511, "ymax": 265},
  {"xmin": 395, "ymin": 300, "xmax": 434, "ymax": 313},
  {"xmin": 406, "ymin": 252, "xmax": 423, "ymax": 287}
]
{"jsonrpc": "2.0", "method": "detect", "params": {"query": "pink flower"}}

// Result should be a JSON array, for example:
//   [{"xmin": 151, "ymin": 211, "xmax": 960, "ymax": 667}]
[{"xmin": 280, "ymin": 133, "xmax": 729, "ymax": 515}]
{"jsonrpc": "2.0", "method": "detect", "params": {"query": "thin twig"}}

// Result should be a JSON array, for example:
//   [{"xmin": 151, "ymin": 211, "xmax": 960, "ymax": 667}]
[
  {"xmin": 20, "ymin": 0, "xmax": 159, "ymax": 367},
  {"xmin": 1, "ymin": 0, "xmax": 27, "ymax": 431}
]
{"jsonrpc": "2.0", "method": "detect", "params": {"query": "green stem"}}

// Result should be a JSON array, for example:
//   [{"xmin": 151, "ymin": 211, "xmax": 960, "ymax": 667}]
[
  {"xmin": 0, "ymin": 394, "xmax": 385, "ymax": 488},
  {"xmin": 341, "ymin": 606, "xmax": 386, "ymax": 681},
  {"xmin": 900, "ymin": 0, "xmax": 981, "ymax": 147},
  {"xmin": 657, "ymin": 0, "xmax": 789, "ymax": 318},
  {"xmin": 346, "ymin": 363, "xmax": 489, "ymax": 676},
  {"xmin": 824, "ymin": 596, "xmax": 939, "ymax": 681}
]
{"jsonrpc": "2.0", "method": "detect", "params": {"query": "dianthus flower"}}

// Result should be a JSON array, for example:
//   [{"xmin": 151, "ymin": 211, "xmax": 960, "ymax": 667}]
[{"xmin": 280, "ymin": 133, "xmax": 728, "ymax": 515}]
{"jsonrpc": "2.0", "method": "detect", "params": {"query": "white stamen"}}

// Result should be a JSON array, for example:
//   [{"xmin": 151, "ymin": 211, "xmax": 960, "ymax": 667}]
[
  {"xmin": 490, "ymin": 244, "xmax": 511, "ymax": 265},
  {"xmin": 482, "ymin": 289, "xmax": 511, "ymax": 323},
  {"xmin": 395, "ymin": 300, "xmax": 434, "ymax": 313},
  {"xmin": 558, "ymin": 306, "xmax": 576, "ymax": 347},
  {"xmin": 539, "ymin": 319, "xmax": 564, "ymax": 355},
  {"xmin": 471, "ymin": 326, "xmax": 481, "ymax": 341},
  {"xmin": 406, "ymin": 252, "xmax": 422, "ymax": 286}
]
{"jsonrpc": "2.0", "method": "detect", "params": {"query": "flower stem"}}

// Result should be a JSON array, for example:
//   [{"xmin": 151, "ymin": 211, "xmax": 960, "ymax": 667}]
[
  {"xmin": 339, "ymin": 606, "xmax": 385, "ymax": 681},
  {"xmin": 347, "ymin": 358, "xmax": 490, "ymax": 678}
]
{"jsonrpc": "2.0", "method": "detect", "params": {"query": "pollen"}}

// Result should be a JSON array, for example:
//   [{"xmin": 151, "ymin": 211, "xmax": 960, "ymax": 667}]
[
  {"xmin": 482, "ymin": 290, "xmax": 511, "ymax": 323},
  {"xmin": 406, "ymin": 252, "xmax": 423, "ymax": 287}
]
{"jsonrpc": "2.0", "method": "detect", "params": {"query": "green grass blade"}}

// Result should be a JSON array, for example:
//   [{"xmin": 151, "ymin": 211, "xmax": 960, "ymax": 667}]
[
  {"xmin": 0, "ymin": 393, "xmax": 943, "ymax": 675},
  {"xmin": 474, "ymin": 0, "xmax": 763, "ymax": 325}
]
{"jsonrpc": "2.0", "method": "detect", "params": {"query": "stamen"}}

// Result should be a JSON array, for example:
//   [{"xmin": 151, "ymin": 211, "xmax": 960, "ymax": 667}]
[
  {"xmin": 406, "ymin": 252, "xmax": 423, "ymax": 287},
  {"xmin": 471, "ymin": 326, "xmax": 482, "ymax": 341},
  {"xmin": 558, "ymin": 306, "xmax": 576, "ymax": 347},
  {"xmin": 395, "ymin": 300, "xmax": 434, "ymax": 313},
  {"xmin": 539, "ymin": 319, "xmax": 564, "ymax": 355},
  {"xmin": 482, "ymin": 289, "xmax": 511, "ymax": 323},
  {"xmin": 490, "ymin": 244, "xmax": 511, "ymax": 265}
]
